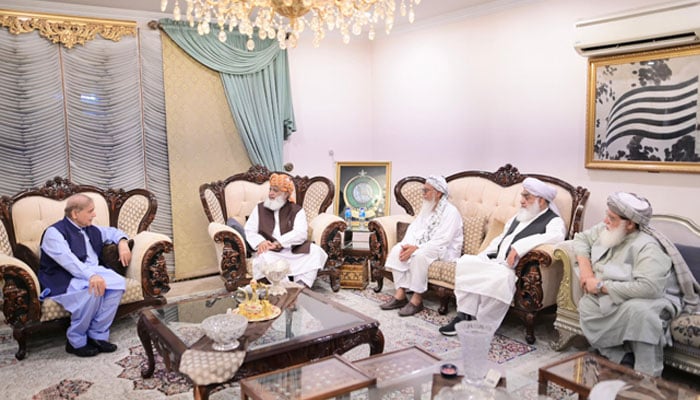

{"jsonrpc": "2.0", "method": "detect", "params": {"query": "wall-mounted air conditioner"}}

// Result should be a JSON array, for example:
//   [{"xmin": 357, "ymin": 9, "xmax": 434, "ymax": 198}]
[{"xmin": 574, "ymin": 0, "xmax": 700, "ymax": 57}]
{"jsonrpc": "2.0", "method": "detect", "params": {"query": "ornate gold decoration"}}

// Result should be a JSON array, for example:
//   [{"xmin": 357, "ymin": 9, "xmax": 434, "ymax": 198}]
[{"xmin": 0, "ymin": 9, "xmax": 136, "ymax": 48}]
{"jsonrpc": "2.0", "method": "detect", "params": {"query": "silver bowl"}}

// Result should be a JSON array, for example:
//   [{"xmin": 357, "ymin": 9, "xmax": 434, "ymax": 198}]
[{"xmin": 200, "ymin": 313, "xmax": 248, "ymax": 351}]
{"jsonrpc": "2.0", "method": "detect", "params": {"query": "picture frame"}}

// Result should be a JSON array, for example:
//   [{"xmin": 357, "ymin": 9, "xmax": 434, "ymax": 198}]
[
  {"xmin": 334, "ymin": 161, "xmax": 391, "ymax": 225},
  {"xmin": 585, "ymin": 44, "xmax": 700, "ymax": 173}
]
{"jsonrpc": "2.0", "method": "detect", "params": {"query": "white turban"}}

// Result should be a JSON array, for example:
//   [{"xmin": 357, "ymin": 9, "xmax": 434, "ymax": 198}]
[
  {"xmin": 607, "ymin": 192, "xmax": 652, "ymax": 226},
  {"xmin": 523, "ymin": 177, "xmax": 559, "ymax": 215},
  {"xmin": 425, "ymin": 175, "xmax": 448, "ymax": 195}
]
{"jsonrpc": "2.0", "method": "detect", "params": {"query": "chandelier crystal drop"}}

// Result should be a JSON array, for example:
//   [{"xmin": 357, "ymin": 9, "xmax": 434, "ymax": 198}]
[{"xmin": 161, "ymin": 0, "xmax": 420, "ymax": 50}]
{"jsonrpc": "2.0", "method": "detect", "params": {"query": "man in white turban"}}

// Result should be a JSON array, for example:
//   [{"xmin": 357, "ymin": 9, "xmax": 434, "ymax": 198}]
[
  {"xmin": 575, "ymin": 192, "xmax": 697, "ymax": 376},
  {"xmin": 440, "ymin": 177, "xmax": 566, "ymax": 335},
  {"xmin": 379, "ymin": 175, "xmax": 463, "ymax": 317}
]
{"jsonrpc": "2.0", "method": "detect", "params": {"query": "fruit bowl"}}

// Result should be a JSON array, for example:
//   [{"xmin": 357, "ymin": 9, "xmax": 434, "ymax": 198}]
[{"xmin": 200, "ymin": 313, "xmax": 248, "ymax": 351}]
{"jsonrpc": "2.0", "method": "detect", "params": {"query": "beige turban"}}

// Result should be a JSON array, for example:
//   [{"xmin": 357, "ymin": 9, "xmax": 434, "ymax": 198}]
[
  {"xmin": 269, "ymin": 173, "xmax": 296, "ymax": 203},
  {"xmin": 425, "ymin": 175, "xmax": 448, "ymax": 195},
  {"xmin": 607, "ymin": 192, "xmax": 652, "ymax": 226}
]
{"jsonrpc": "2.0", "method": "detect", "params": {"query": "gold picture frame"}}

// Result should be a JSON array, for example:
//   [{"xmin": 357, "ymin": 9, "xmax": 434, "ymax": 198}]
[
  {"xmin": 585, "ymin": 44, "xmax": 700, "ymax": 173},
  {"xmin": 334, "ymin": 161, "xmax": 391, "ymax": 224}
]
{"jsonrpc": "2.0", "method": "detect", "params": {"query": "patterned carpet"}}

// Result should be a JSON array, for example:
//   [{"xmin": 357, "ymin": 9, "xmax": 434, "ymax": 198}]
[{"xmin": 0, "ymin": 279, "xmax": 580, "ymax": 399}]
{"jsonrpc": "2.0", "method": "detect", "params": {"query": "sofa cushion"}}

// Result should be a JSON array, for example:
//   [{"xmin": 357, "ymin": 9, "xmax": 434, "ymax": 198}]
[
  {"xmin": 428, "ymin": 260, "xmax": 457, "ymax": 287},
  {"xmin": 463, "ymin": 214, "xmax": 488, "ymax": 255},
  {"xmin": 40, "ymin": 278, "xmax": 144, "ymax": 322},
  {"xmin": 676, "ymin": 244, "xmax": 700, "ymax": 281},
  {"xmin": 670, "ymin": 314, "xmax": 700, "ymax": 348},
  {"xmin": 478, "ymin": 218, "xmax": 506, "ymax": 254}
]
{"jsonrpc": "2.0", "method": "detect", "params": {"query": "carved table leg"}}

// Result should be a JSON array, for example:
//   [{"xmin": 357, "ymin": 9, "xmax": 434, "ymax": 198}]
[
  {"xmin": 369, "ymin": 328, "xmax": 385, "ymax": 355},
  {"xmin": 137, "ymin": 314, "xmax": 156, "ymax": 378}
]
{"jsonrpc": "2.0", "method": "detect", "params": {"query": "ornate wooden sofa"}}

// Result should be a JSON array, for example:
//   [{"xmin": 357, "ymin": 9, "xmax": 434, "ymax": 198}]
[
  {"xmin": 199, "ymin": 165, "xmax": 346, "ymax": 292},
  {"xmin": 552, "ymin": 214, "xmax": 700, "ymax": 376},
  {"xmin": 0, "ymin": 177, "xmax": 173, "ymax": 360},
  {"xmin": 367, "ymin": 164, "xmax": 589, "ymax": 343}
]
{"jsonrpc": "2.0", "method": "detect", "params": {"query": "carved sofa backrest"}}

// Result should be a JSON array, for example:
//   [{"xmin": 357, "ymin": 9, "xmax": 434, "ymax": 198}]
[
  {"xmin": 199, "ymin": 165, "xmax": 334, "ymax": 229},
  {"xmin": 0, "ymin": 177, "xmax": 157, "ymax": 272}
]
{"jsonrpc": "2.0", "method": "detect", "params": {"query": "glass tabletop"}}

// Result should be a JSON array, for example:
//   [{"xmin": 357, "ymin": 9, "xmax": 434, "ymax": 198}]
[{"xmin": 146, "ymin": 288, "xmax": 366, "ymax": 350}]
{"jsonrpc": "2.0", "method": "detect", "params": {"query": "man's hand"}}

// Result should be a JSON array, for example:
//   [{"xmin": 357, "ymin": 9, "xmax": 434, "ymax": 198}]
[
  {"xmin": 88, "ymin": 274, "xmax": 106, "ymax": 297},
  {"xmin": 576, "ymin": 256, "xmax": 596, "ymax": 291},
  {"xmin": 506, "ymin": 249, "xmax": 519, "ymax": 268},
  {"xmin": 118, "ymin": 239, "xmax": 131, "ymax": 267},
  {"xmin": 399, "ymin": 244, "xmax": 418, "ymax": 262},
  {"xmin": 257, "ymin": 240, "xmax": 281, "ymax": 253}
]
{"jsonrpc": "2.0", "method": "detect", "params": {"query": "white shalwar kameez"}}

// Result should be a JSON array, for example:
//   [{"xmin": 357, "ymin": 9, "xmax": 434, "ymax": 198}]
[
  {"xmin": 245, "ymin": 206, "xmax": 328, "ymax": 287},
  {"xmin": 454, "ymin": 209, "xmax": 565, "ymax": 326},
  {"xmin": 385, "ymin": 198, "xmax": 463, "ymax": 294}
]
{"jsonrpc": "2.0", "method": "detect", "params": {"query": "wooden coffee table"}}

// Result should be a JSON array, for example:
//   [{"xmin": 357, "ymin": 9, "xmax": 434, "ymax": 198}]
[
  {"xmin": 538, "ymin": 351, "xmax": 699, "ymax": 400},
  {"xmin": 137, "ymin": 287, "xmax": 385, "ymax": 400}
]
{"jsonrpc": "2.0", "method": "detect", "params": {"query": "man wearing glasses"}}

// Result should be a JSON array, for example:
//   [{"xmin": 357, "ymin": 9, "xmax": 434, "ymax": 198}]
[
  {"xmin": 379, "ymin": 175, "xmax": 463, "ymax": 317},
  {"xmin": 440, "ymin": 177, "xmax": 566, "ymax": 335}
]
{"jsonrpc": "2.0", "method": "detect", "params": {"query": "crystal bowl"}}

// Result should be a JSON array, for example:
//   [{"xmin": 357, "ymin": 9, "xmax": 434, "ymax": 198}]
[{"xmin": 200, "ymin": 313, "xmax": 248, "ymax": 351}]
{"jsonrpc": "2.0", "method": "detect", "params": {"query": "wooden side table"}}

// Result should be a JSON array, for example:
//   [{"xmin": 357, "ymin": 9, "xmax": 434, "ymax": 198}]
[
  {"xmin": 240, "ymin": 355, "xmax": 375, "ymax": 400},
  {"xmin": 339, "ymin": 230, "xmax": 374, "ymax": 289}
]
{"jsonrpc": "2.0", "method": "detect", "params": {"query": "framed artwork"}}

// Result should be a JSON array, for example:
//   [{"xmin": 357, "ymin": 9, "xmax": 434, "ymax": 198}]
[
  {"xmin": 334, "ymin": 161, "xmax": 391, "ymax": 223},
  {"xmin": 585, "ymin": 44, "xmax": 700, "ymax": 173}
]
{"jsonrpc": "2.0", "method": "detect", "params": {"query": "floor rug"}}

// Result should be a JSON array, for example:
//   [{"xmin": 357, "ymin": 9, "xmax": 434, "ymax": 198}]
[{"xmin": 0, "ymin": 280, "xmax": 570, "ymax": 399}]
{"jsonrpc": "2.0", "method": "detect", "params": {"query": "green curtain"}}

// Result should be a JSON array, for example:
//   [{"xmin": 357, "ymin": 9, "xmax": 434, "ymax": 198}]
[{"xmin": 159, "ymin": 19, "xmax": 295, "ymax": 170}]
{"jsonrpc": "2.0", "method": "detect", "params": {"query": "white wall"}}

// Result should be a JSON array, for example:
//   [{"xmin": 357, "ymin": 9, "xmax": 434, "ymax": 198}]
[{"xmin": 285, "ymin": 0, "xmax": 700, "ymax": 228}]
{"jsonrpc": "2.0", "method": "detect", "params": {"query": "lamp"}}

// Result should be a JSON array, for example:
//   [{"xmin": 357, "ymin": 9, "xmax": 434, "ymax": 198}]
[{"xmin": 160, "ymin": 0, "xmax": 421, "ymax": 50}]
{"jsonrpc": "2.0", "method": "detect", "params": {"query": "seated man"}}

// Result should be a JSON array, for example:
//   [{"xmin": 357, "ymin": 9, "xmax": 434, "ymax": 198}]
[
  {"xmin": 379, "ymin": 175, "xmax": 463, "ymax": 317},
  {"xmin": 39, "ymin": 193, "xmax": 130, "ymax": 357},
  {"xmin": 245, "ymin": 173, "xmax": 328, "ymax": 288},
  {"xmin": 440, "ymin": 177, "xmax": 566, "ymax": 336},
  {"xmin": 575, "ymin": 192, "xmax": 699, "ymax": 377}
]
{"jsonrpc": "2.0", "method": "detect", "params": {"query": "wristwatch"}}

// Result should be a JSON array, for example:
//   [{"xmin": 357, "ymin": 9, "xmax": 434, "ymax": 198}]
[{"xmin": 596, "ymin": 280, "xmax": 605, "ymax": 294}]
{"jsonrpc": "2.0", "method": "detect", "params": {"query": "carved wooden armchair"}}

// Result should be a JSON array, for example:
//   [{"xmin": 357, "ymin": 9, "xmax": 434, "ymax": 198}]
[
  {"xmin": 0, "ymin": 177, "xmax": 173, "ymax": 360},
  {"xmin": 367, "ymin": 164, "xmax": 590, "ymax": 343},
  {"xmin": 199, "ymin": 165, "xmax": 346, "ymax": 292}
]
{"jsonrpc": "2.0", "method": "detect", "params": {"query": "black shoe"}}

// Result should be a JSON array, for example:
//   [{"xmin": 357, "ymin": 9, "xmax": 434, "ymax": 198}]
[
  {"xmin": 620, "ymin": 352, "xmax": 635, "ymax": 369},
  {"xmin": 66, "ymin": 342, "xmax": 99, "ymax": 357},
  {"xmin": 439, "ymin": 312, "xmax": 472, "ymax": 336},
  {"xmin": 88, "ymin": 338, "xmax": 118, "ymax": 353}
]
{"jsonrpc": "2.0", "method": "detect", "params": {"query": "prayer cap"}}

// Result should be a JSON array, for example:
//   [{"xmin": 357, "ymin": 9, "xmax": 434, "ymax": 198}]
[
  {"xmin": 269, "ymin": 173, "xmax": 296, "ymax": 203},
  {"xmin": 607, "ymin": 192, "xmax": 652, "ymax": 226},
  {"xmin": 425, "ymin": 175, "xmax": 448, "ymax": 195},
  {"xmin": 522, "ymin": 177, "xmax": 557, "ymax": 203}
]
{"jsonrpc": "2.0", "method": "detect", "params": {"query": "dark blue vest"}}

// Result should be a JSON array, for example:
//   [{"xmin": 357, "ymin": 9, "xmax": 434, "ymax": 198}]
[{"xmin": 39, "ymin": 217, "xmax": 104, "ymax": 296}]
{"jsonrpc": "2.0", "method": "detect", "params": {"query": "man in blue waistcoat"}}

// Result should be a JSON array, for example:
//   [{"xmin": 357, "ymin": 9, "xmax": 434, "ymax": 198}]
[{"xmin": 39, "ymin": 193, "xmax": 130, "ymax": 357}]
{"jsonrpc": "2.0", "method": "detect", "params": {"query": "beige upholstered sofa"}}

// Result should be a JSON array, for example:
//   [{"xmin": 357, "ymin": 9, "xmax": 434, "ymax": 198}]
[
  {"xmin": 552, "ymin": 214, "xmax": 700, "ymax": 376},
  {"xmin": 368, "ymin": 164, "xmax": 589, "ymax": 343},
  {"xmin": 0, "ymin": 177, "xmax": 173, "ymax": 360},
  {"xmin": 199, "ymin": 165, "xmax": 346, "ymax": 292}
]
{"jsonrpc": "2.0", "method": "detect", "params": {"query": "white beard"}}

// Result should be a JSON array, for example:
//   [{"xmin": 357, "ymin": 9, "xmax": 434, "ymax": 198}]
[
  {"xmin": 516, "ymin": 201, "xmax": 543, "ymax": 222},
  {"xmin": 263, "ymin": 196, "xmax": 286, "ymax": 211},
  {"xmin": 419, "ymin": 198, "xmax": 437, "ymax": 219},
  {"xmin": 599, "ymin": 223, "xmax": 628, "ymax": 249}
]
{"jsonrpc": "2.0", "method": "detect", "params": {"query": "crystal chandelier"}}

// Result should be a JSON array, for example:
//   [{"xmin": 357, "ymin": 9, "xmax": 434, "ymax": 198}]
[{"xmin": 160, "ymin": 0, "xmax": 421, "ymax": 50}]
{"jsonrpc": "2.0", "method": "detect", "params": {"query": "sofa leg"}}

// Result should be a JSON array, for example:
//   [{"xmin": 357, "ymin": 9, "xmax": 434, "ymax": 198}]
[
  {"xmin": 372, "ymin": 266, "xmax": 385, "ymax": 293},
  {"xmin": 524, "ymin": 312, "xmax": 536, "ymax": 344},
  {"xmin": 328, "ymin": 267, "xmax": 341, "ymax": 292},
  {"xmin": 551, "ymin": 329, "xmax": 579, "ymax": 351},
  {"xmin": 13, "ymin": 328, "xmax": 27, "ymax": 360}
]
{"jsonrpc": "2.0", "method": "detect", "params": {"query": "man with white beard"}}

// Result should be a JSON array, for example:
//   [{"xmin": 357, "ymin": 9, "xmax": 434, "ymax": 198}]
[
  {"xmin": 244, "ymin": 173, "xmax": 328, "ymax": 288},
  {"xmin": 379, "ymin": 175, "xmax": 463, "ymax": 317},
  {"xmin": 575, "ymin": 192, "xmax": 698, "ymax": 376},
  {"xmin": 439, "ymin": 177, "xmax": 566, "ymax": 336}
]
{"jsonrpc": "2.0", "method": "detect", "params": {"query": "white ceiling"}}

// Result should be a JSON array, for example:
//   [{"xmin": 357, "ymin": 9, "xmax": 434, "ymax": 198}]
[{"xmin": 38, "ymin": 0, "xmax": 506, "ymax": 22}]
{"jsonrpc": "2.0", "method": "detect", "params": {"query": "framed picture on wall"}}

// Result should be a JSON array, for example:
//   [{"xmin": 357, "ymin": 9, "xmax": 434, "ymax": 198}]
[
  {"xmin": 334, "ymin": 161, "xmax": 391, "ymax": 225},
  {"xmin": 585, "ymin": 44, "xmax": 700, "ymax": 173}
]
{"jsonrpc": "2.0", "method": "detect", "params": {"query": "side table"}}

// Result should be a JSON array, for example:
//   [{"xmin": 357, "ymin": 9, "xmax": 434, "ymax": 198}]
[{"xmin": 339, "ymin": 229, "xmax": 374, "ymax": 289}]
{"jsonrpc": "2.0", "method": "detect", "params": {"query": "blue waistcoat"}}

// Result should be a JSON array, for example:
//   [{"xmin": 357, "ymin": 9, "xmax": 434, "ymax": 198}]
[{"xmin": 39, "ymin": 217, "xmax": 104, "ymax": 296}]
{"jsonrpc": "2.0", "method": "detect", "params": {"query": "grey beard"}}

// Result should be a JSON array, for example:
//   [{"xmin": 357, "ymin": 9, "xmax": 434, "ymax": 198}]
[
  {"xmin": 599, "ymin": 224, "xmax": 627, "ymax": 249},
  {"xmin": 264, "ymin": 196, "xmax": 286, "ymax": 211},
  {"xmin": 516, "ymin": 202, "xmax": 542, "ymax": 222}
]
